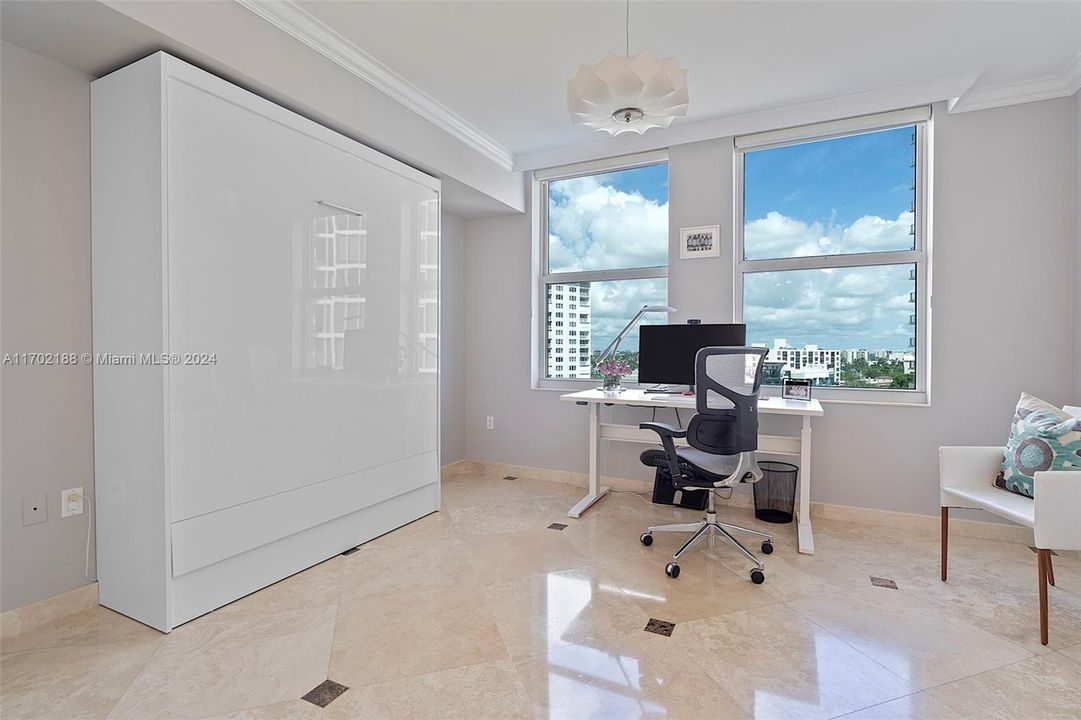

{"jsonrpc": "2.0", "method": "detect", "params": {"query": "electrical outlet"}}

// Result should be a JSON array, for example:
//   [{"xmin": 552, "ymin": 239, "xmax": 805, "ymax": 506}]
[
  {"xmin": 22, "ymin": 494, "xmax": 47, "ymax": 526},
  {"xmin": 61, "ymin": 487, "xmax": 84, "ymax": 518},
  {"xmin": 485, "ymin": 415, "xmax": 495, "ymax": 430}
]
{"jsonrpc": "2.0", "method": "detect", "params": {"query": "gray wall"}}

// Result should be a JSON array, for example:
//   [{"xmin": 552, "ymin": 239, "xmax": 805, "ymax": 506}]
[
  {"xmin": 462, "ymin": 97, "xmax": 1078, "ymax": 518},
  {"xmin": 1, "ymin": 42, "xmax": 95, "ymax": 611},
  {"xmin": 440, "ymin": 211, "xmax": 466, "ymax": 465}
]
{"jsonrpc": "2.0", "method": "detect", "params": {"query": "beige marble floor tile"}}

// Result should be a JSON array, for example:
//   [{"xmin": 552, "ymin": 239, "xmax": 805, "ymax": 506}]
[
  {"xmin": 1058, "ymin": 643, "xmax": 1081, "ymax": 664},
  {"xmin": 337, "ymin": 536, "xmax": 480, "ymax": 602},
  {"xmin": 838, "ymin": 694, "xmax": 963, "ymax": 720},
  {"xmin": 788, "ymin": 586, "xmax": 1032, "ymax": 690},
  {"xmin": 195, "ymin": 699, "xmax": 324, "ymax": 720},
  {"xmin": 446, "ymin": 495, "xmax": 575, "ymax": 536},
  {"xmin": 107, "ymin": 604, "xmax": 336, "ymax": 720},
  {"xmin": 324, "ymin": 659, "xmax": 531, "ymax": 720},
  {"xmin": 363, "ymin": 509, "xmax": 459, "ymax": 550},
  {"xmin": 461, "ymin": 529, "xmax": 592, "ymax": 584},
  {"xmin": 482, "ymin": 567, "xmax": 651, "ymax": 659},
  {"xmin": 673, "ymin": 604, "xmax": 912, "ymax": 720},
  {"xmin": 1, "ymin": 604, "xmax": 158, "ymax": 657},
  {"xmin": 514, "ymin": 629, "xmax": 749, "ymax": 720},
  {"xmin": 330, "ymin": 583, "xmax": 506, "ymax": 688},
  {"xmin": 602, "ymin": 555, "xmax": 779, "ymax": 624},
  {"xmin": 189, "ymin": 557, "xmax": 345, "ymax": 628},
  {"xmin": 803, "ymin": 519, "xmax": 941, "ymax": 586},
  {"xmin": 847, "ymin": 651, "xmax": 1081, "ymax": 720},
  {"xmin": 1, "ymin": 607, "xmax": 163, "ymax": 720},
  {"xmin": 901, "ymin": 562, "xmax": 1081, "ymax": 654},
  {"xmin": 921, "ymin": 650, "xmax": 1081, "ymax": 718}
]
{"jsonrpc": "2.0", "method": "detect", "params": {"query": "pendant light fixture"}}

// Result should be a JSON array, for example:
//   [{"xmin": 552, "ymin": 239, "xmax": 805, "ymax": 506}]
[{"xmin": 567, "ymin": 0, "xmax": 689, "ymax": 135}]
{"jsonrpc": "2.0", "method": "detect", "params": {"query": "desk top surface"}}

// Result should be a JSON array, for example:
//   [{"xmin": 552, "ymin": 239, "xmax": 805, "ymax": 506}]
[{"xmin": 560, "ymin": 388, "xmax": 824, "ymax": 416}]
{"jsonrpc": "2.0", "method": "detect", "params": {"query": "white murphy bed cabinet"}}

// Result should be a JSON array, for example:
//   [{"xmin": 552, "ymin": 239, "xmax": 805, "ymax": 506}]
[{"xmin": 91, "ymin": 52, "xmax": 440, "ymax": 631}]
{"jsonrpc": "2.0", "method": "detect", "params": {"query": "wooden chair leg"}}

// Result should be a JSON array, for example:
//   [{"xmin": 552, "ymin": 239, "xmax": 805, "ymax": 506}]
[
  {"xmin": 940, "ymin": 507, "xmax": 949, "ymax": 581},
  {"xmin": 1046, "ymin": 551, "xmax": 1055, "ymax": 587},
  {"xmin": 1037, "ymin": 548, "xmax": 1049, "ymax": 646}
]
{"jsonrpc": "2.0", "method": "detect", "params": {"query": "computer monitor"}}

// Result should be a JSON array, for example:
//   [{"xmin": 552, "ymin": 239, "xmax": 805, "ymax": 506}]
[{"xmin": 637, "ymin": 324, "xmax": 747, "ymax": 386}]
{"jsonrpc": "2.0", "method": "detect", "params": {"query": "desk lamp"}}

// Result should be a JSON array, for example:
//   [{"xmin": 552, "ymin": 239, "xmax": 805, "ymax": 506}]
[{"xmin": 595, "ymin": 304, "xmax": 677, "ymax": 368}]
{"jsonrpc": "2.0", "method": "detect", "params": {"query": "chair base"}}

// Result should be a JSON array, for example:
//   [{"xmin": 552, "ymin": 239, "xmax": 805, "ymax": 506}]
[{"xmin": 644, "ymin": 508, "xmax": 772, "ymax": 581}]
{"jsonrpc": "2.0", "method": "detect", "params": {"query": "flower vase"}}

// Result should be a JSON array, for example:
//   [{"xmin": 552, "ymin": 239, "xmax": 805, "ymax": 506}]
[{"xmin": 602, "ymin": 374, "xmax": 623, "ymax": 392}]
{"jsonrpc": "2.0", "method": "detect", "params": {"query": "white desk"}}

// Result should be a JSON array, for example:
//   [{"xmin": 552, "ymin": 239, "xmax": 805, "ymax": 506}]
[{"xmin": 561, "ymin": 388, "xmax": 824, "ymax": 554}]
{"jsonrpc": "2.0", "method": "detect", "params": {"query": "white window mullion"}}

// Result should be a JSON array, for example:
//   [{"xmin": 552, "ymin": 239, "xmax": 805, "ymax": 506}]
[{"xmin": 738, "ymin": 250, "xmax": 923, "ymax": 274}]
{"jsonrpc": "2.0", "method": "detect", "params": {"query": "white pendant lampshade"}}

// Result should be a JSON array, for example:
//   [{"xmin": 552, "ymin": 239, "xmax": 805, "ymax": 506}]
[{"xmin": 568, "ymin": 50, "xmax": 689, "ymax": 136}]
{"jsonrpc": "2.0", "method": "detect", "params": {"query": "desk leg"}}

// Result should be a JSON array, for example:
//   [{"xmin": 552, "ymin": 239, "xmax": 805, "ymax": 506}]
[
  {"xmin": 568, "ymin": 402, "xmax": 610, "ymax": 518},
  {"xmin": 797, "ymin": 415, "xmax": 815, "ymax": 554}
]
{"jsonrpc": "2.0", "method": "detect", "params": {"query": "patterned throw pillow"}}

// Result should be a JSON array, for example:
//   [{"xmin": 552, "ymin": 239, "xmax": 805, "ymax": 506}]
[{"xmin": 995, "ymin": 393, "xmax": 1081, "ymax": 498}]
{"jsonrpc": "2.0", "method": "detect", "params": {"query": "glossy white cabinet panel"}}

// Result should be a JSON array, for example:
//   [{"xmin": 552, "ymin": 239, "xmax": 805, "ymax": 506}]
[
  {"xmin": 92, "ymin": 52, "xmax": 440, "ymax": 631},
  {"xmin": 165, "ymin": 77, "xmax": 437, "ymax": 520}
]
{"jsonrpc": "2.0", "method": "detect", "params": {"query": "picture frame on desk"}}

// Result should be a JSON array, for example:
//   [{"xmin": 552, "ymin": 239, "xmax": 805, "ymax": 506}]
[{"xmin": 782, "ymin": 378, "xmax": 812, "ymax": 401}]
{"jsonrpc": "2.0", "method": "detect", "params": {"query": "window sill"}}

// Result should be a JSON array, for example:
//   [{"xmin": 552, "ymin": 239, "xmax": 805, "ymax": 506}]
[{"xmin": 533, "ymin": 378, "xmax": 930, "ymax": 406}]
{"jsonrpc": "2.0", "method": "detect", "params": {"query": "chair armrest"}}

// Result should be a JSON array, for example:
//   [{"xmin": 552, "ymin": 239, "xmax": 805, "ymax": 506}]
[
  {"xmin": 639, "ymin": 422, "xmax": 687, "ymax": 439},
  {"xmin": 1034, "ymin": 471, "xmax": 1081, "ymax": 550},
  {"xmin": 940, "ymin": 446, "xmax": 1004, "ymax": 492}
]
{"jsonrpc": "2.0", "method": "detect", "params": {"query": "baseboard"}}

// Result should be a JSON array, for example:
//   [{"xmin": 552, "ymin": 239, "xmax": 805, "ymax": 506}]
[
  {"xmin": 1, "ymin": 582, "xmax": 99, "ymax": 641},
  {"xmin": 452, "ymin": 458, "xmax": 1034, "ymax": 545}
]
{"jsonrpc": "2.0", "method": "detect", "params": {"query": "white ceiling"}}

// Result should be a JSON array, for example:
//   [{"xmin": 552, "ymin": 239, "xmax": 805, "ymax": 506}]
[{"xmin": 295, "ymin": 0, "xmax": 1080, "ymax": 162}]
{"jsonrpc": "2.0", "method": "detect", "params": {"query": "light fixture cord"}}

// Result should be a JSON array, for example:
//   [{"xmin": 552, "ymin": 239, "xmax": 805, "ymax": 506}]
[{"xmin": 625, "ymin": 0, "xmax": 630, "ymax": 56}]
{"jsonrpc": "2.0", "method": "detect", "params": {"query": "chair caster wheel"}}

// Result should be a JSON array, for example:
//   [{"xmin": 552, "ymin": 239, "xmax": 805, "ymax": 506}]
[
  {"xmin": 665, "ymin": 562, "xmax": 680, "ymax": 578},
  {"xmin": 640, "ymin": 533, "xmax": 653, "ymax": 546},
  {"xmin": 761, "ymin": 541, "xmax": 774, "ymax": 555},
  {"xmin": 750, "ymin": 568, "xmax": 765, "ymax": 584}
]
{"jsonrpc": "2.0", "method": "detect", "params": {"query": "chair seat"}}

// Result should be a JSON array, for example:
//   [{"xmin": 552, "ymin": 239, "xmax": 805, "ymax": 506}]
[
  {"xmin": 941, "ymin": 485, "xmax": 1034, "ymax": 528},
  {"xmin": 674, "ymin": 447, "xmax": 739, "ymax": 484}
]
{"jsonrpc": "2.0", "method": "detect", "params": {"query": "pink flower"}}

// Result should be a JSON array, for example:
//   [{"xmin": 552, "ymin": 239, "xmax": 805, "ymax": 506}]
[{"xmin": 598, "ymin": 359, "xmax": 631, "ymax": 377}]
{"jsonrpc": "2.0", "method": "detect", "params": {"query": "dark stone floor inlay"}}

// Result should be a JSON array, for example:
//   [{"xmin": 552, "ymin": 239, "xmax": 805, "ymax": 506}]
[
  {"xmin": 503, "ymin": 475, "xmax": 519, "ymax": 481},
  {"xmin": 548, "ymin": 523, "xmax": 568, "ymax": 531},
  {"xmin": 340, "ymin": 547, "xmax": 360, "ymax": 556},
  {"xmin": 644, "ymin": 618, "xmax": 676, "ymax": 637},
  {"xmin": 302, "ymin": 679, "xmax": 349, "ymax": 708},
  {"xmin": 1029, "ymin": 546, "xmax": 1059, "ymax": 556},
  {"xmin": 870, "ymin": 576, "xmax": 898, "ymax": 589}
]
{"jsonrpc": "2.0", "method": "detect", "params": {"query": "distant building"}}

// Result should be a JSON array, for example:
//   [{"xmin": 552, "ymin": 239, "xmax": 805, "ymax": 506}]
[
  {"xmin": 765, "ymin": 339, "xmax": 841, "ymax": 386},
  {"xmin": 754, "ymin": 339, "xmax": 915, "ymax": 385},
  {"xmin": 546, "ymin": 283, "xmax": 592, "ymax": 378}
]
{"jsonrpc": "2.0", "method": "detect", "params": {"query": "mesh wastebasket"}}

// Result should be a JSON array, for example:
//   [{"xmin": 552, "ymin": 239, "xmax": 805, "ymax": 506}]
[{"xmin": 753, "ymin": 461, "xmax": 798, "ymax": 523}]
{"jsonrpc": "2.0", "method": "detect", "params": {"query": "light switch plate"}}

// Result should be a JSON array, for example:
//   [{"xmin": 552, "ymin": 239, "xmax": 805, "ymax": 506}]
[
  {"xmin": 22, "ymin": 494, "xmax": 47, "ymax": 526},
  {"xmin": 61, "ymin": 487, "xmax": 84, "ymax": 518}
]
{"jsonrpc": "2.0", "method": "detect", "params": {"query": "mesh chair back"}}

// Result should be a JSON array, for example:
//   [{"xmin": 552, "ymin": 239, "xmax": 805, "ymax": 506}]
[{"xmin": 686, "ymin": 347, "xmax": 768, "ymax": 456}]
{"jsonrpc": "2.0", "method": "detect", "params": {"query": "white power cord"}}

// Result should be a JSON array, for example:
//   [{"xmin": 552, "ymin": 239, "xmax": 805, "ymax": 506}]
[{"xmin": 84, "ymin": 496, "xmax": 96, "ymax": 581}]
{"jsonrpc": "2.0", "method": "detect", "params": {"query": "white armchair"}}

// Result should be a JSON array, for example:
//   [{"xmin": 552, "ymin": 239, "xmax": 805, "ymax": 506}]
[{"xmin": 940, "ymin": 405, "xmax": 1081, "ymax": 646}]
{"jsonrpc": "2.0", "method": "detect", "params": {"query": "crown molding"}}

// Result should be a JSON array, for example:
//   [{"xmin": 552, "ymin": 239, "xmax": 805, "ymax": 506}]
[
  {"xmin": 948, "ymin": 54, "xmax": 1081, "ymax": 114},
  {"xmin": 515, "ymin": 73, "xmax": 979, "ymax": 172},
  {"xmin": 234, "ymin": 0, "xmax": 514, "ymax": 171}
]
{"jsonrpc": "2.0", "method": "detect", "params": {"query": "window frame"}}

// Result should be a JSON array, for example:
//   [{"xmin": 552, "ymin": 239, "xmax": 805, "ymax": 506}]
[
  {"xmin": 733, "ymin": 108, "xmax": 933, "ymax": 406},
  {"xmin": 532, "ymin": 151, "xmax": 670, "ymax": 390}
]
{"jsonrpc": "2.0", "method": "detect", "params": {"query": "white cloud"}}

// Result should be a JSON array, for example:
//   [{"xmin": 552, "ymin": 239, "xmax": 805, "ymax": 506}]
[
  {"xmin": 741, "ymin": 209, "xmax": 918, "ymax": 350},
  {"xmin": 744, "ymin": 261, "xmax": 915, "ymax": 350},
  {"xmin": 548, "ymin": 176, "xmax": 667, "ymax": 272},
  {"xmin": 744, "ymin": 210, "xmax": 913, "ymax": 259}
]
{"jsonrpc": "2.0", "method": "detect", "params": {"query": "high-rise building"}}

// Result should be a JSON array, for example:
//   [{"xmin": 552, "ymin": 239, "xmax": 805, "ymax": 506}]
[{"xmin": 546, "ymin": 282, "xmax": 592, "ymax": 378}]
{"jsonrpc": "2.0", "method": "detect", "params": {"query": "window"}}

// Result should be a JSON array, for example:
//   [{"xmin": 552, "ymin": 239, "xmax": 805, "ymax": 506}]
[
  {"xmin": 735, "ymin": 109, "xmax": 930, "ymax": 400},
  {"xmin": 537, "ymin": 152, "xmax": 669, "ymax": 381}
]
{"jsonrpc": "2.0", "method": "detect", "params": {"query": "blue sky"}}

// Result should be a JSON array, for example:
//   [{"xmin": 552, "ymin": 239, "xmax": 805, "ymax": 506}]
[
  {"xmin": 546, "ymin": 126, "xmax": 918, "ymax": 361},
  {"xmin": 745, "ymin": 126, "xmax": 915, "ymax": 229}
]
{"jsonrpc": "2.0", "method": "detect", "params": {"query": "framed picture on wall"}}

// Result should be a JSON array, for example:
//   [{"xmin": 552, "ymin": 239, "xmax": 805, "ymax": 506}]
[{"xmin": 679, "ymin": 225, "xmax": 720, "ymax": 259}]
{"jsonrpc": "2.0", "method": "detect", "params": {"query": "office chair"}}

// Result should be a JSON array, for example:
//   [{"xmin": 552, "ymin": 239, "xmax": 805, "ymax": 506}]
[{"xmin": 638, "ymin": 346, "xmax": 773, "ymax": 583}]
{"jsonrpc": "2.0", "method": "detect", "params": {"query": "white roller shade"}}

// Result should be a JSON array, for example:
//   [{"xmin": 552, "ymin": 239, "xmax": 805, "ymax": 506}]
[{"xmin": 735, "ymin": 107, "xmax": 931, "ymax": 151}]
